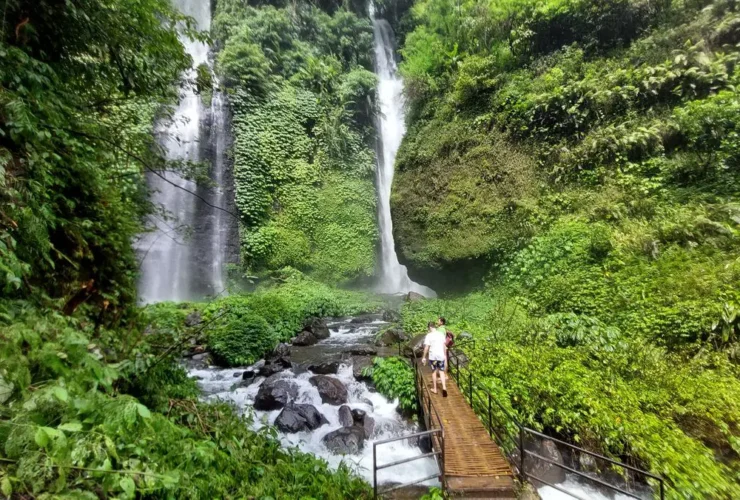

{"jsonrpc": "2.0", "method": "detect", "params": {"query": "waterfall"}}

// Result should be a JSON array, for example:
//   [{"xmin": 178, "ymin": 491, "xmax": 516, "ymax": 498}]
[
  {"xmin": 370, "ymin": 5, "xmax": 435, "ymax": 297},
  {"xmin": 137, "ymin": 0, "xmax": 236, "ymax": 304}
]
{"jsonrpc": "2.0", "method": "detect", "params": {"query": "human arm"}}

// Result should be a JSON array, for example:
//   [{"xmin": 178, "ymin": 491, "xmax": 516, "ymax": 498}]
[{"xmin": 422, "ymin": 344, "xmax": 430, "ymax": 365}]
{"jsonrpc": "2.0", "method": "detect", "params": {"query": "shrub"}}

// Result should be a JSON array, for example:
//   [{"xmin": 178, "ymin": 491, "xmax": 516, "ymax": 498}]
[{"xmin": 364, "ymin": 357, "xmax": 417, "ymax": 412}]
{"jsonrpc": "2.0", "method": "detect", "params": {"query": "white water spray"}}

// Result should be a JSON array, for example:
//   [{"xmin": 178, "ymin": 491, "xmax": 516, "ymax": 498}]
[
  {"xmin": 370, "ymin": 5, "xmax": 435, "ymax": 297},
  {"xmin": 137, "ymin": 0, "xmax": 233, "ymax": 303}
]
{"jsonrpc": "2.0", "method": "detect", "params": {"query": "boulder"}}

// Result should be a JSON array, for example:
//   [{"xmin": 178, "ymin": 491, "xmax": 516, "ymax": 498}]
[
  {"xmin": 350, "ymin": 314, "xmax": 379, "ymax": 324},
  {"xmin": 338, "ymin": 405, "xmax": 353, "ymax": 427},
  {"xmin": 375, "ymin": 327, "xmax": 407, "ymax": 347},
  {"xmin": 308, "ymin": 361, "xmax": 340, "ymax": 375},
  {"xmin": 258, "ymin": 356, "xmax": 292, "ymax": 377},
  {"xmin": 254, "ymin": 375, "xmax": 298, "ymax": 411},
  {"xmin": 191, "ymin": 352, "xmax": 210, "ymax": 362},
  {"xmin": 185, "ymin": 311, "xmax": 202, "ymax": 327},
  {"xmin": 350, "ymin": 408, "xmax": 375, "ymax": 439},
  {"xmin": 275, "ymin": 403, "xmax": 329, "ymax": 433},
  {"xmin": 350, "ymin": 408, "xmax": 366, "ymax": 424},
  {"xmin": 309, "ymin": 375, "xmax": 348, "ymax": 405},
  {"xmin": 382, "ymin": 309, "xmax": 401, "ymax": 322},
  {"xmin": 403, "ymin": 334, "xmax": 426, "ymax": 359},
  {"xmin": 240, "ymin": 369, "xmax": 258, "ymax": 386},
  {"xmin": 322, "ymin": 426, "xmax": 366, "ymax": 455},
  {"xmin": 292, "ymin": 330, "xmax": 318, "ymax": 346},
  {"xmin": 352, "ymin": 357, "xmax": 373, "ymax": 382},
  {"xmin": 524, "ymin": 439, "xmax": 566, "ymax": 484},
  {"xmin": 578, "ymin": 452, "xmax": 599, "ymax": 473},
  {"xmin": 304, "ymin": 317, "xmax": 330, "ymax": 340},
  {"xmin": 272, "ymin": 343, "xmax": 291, "ymax": 358},
  {"xmin": 348, "ymin": 346, "xmax": 377, "ymax": 356},
  {"xmin": 406, "ymin": 292, "xmax": 425, "ymax": 302}
]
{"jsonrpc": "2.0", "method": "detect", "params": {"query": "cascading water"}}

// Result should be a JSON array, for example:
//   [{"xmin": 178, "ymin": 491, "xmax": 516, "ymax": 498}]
[
  {"xmin": 370, "ymin": 5, "xmax": 436, "ymax": 297},
  {"xmin": 137, "ymin": 0, "xmax": 235, "ymax": 304}
]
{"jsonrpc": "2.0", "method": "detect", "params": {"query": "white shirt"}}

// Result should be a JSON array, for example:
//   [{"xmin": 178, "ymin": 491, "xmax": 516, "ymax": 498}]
[{"xmin": 424, "ymin": 329, "xmax": 447, "ymax": 361}]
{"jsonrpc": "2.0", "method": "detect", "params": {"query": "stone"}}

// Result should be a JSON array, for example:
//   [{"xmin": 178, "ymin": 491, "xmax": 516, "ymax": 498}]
[
  {"xmin": 578, "ymin": 452, "xmax": 599, "ymax": 473},
  {"xmin": 338, "ymin": 405, "xmax": 353, "ymax": 427},
  {"xmin": 524, "ymin": 439, "xmax": 566, "ymax": 484},
  {"xmin": 309, "ymin": 375, "xmax": 348, "ymax": 405},
  {"xmin": 403, "ymin": 334, "xmax": 426, "ymax": 359},
  {"xmin": 359, "ymin": 397, "xmax": 374, "ymax": 410},
  {"xmin": 184, "ymin": 311, "xmax": 202, "ymax": 327},
  {"xmin": 254, "ymin": 375, "xmax": 298, "ymax": 411},
  {"xmin": 292, "ymin": 330, "xmax": 318, "ymax": 346},
  {"xmin": 191, "ymin": 352, "xmax": 210, "ymax": 362},
  {"xmin": 322, "ymin": 426, "xmax": 366, "ymax": 455},
  {"xmin": 240, "ymin": 369, "xmax": 258, "ymax": 386},
  {"xmin": 375, "ymin": 327, "xmax": 407, "ymax": 347},
  {"xmin": 304, "ymin": 317, "xmax": 330, "ymax": 340},
  {"xmin": 275, "ymin": 403, "xmax": 329, "ymax": 433},
  {"xmin": 308, "ymin": 361, "xmax": 340, "ymax": 375},
  {"xmin": 382, "ymin": 309, "xmax": 401, "ymax": 322},
  {"xmin": 352, "ymin": 357, "xmax": 373, "ymax": 382},
  {"xmin": 350, "ymin": 314, "xmax": 379, "ymax": 324},
  {"xmin": 362, "ymin": 415, "xmax": 376, "ymax": 440},
  {"xmin": 272, "ymin": 342, "xmax": 291, "ymax": 358},
  {"xmin": 350, "ymin": 408, "xmax": 366, "ymax": 425},
  {"xmin": 348, "ymin": 346, "xmax": 377, "ymax": 356},
  {"xmin": 406, "ymin": 292, "xmax": 425, "ymax": 302},
  {"xmin": 258, "ymin": 356, "xmax": 291, "ymax": 377}
]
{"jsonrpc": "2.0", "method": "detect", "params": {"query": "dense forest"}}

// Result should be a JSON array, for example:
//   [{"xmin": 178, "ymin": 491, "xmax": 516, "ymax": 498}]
[{"xmin": 2, "ymin": 0, "xmax": 740, "ymax": 498}]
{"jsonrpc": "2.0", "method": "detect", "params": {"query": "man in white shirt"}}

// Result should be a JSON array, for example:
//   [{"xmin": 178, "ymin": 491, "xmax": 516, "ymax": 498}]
[{"xmin": 421, "ymin": 321, "xmax": 448, "ymax": 397}]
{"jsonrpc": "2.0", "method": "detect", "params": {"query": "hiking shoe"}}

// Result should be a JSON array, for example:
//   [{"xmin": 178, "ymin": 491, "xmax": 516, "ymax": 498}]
[{"xmin": 442, "ymin": 389, "xmax": 448, "ymax": 398}]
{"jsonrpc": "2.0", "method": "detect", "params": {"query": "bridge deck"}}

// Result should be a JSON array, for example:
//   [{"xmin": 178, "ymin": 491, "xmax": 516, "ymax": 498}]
[{"xmin": 418, "ymin": 365, "xmax": 516, "ymax": 498}]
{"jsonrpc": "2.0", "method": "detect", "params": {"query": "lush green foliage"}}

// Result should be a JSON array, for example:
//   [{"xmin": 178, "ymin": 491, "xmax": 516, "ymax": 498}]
[
  {"xmin": 214, "ymin": 0, "xmax": 380, "ymax": 283},
  {"xmin": 394, "ymin": 2, "xmax": 740, "ymax": 495},
  {"xmin": 364, "ymin": 357, "xmax": 418, "ymax": 412},
  {"xmin": 0, "ymin": 301, "xmax": 371, "ymax": 498},
  {"xmin": 0, "ymin": 0, "xmax": 198, "ymax": 314},
  {"xmin": 204, "ymin": 270, "xmax": 385, "ymax": 366}
]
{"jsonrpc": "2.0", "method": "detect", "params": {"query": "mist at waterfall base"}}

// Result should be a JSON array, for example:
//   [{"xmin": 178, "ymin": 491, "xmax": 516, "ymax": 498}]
[
  {"xmin": 370, "ymin": 7, "xmax": 436, "ymax": 298},
  {"xmin": 136, "ymin": 0, "xmax": 235, "ymax": 304},
  {"xmin": 188, "ymin": 319, "xmax": 440, "ymax": 488}
]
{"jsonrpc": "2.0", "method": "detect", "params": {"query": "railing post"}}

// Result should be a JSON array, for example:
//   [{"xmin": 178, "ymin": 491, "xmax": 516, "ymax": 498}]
[
  {"xmin": 440, "ymin": 429, "xmax": 446, "ymax": 491},
  {"xmin": 660, "ymin": 479, "xmax": 665, "ymax": 500},
  {"xmin": 468, "ymin": 372, "xmax": 473, "ymax": 403},
  {"xmin": 373, "ymin": 442, "xmax": 378, "ymax": 499},
  {"xmin": 488, "ymin": 393, "xmax": 493, "ymax": 438},
  {"xmin": 519, "ymin": 426, "xmax": 525, "ymax": 476}
]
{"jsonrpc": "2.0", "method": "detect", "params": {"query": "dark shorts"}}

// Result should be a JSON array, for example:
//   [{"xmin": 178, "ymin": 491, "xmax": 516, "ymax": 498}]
[{"xmin": 429, "ymin": 360, "xmax": 445, "ymax": 372}]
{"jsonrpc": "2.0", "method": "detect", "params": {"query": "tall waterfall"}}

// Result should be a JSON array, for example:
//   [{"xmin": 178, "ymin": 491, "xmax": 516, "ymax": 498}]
[
  {"xmin": 137, "ymin": 0, "xmax": 236, "ymax": 304},
  {"xmin": 370, "ymin": 6, "xmax": 435, "ymax": 297}
]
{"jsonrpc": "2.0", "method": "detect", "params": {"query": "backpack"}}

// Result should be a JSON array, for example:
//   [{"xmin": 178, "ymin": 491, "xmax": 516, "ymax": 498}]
[{"xmin": 445, "ymin": 330, "xmax": 455, "ymax": 348}]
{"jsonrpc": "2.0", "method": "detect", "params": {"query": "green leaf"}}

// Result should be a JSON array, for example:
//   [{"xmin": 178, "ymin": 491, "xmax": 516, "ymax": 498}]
[
  {"xmin": 136, "ymin": 403, "xmax": 151, "ymax": 419},
  {"xmin": 34, "ymin": 427, "xmax": 49, "ymax": 448},
  {"xmin": 58, "ymin": 421, "xmax": 83, "ymax": 432},
  {"xmin": 1, "ymin": 476, "xmax": 12, "ymax": 497},
  {"xmin": 119, "ymin": 476, "xmax": 135, "ymax": 498},
  {"xmin": 52, "ymin": 386, "xmax": 68, "ymax": 402}
]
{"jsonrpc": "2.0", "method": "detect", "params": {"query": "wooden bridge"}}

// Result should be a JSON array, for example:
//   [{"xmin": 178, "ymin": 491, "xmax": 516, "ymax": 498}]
[{"xmin": 372, "ymin": 351, "xmax": 516, "ymax": 498}]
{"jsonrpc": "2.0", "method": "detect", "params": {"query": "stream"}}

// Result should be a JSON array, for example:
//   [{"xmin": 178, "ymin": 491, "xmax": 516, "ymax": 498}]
[{"xmin": 186, "ymin": 315, "xmax": 439, "ymax": 488}]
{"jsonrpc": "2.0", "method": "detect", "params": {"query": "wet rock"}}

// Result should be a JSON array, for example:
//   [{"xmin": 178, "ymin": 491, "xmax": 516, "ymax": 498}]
[
  {"xmin": 322, "ymin": 426, "xmax": 366, "ymax": 455},
  {"xmin": 272, "ymin": 343, "xmax": 291, "ymax": 358},
  {"xmin": 403, "ymin": 334, "xmax": 426, "ymax": 359},
  {"xmin": 375, "ymin": 327, "xmax": 407, "ymax": 347},
  {"xmin": 308, "ymin": 361, "xmax": 340, "ymax": 375},
  {"xmin": 524, "ymin": 439, "xmax": 566, "ymax": 484},
  {"xmin": 350, "ymin": 314, "xmax": 379, "ymax": 324},
  {"xmin": 382, "ymin": 309, "xmax": 401, "ymax": 322},
  {"xmin": 363, "ymin": 415, "xmax": 376, "ymax": 439},
  {"xmin": 348, "ymin": 346, "xmax": 377, "ymax": 356},
  {"xmin": 185, "ymin": 311, "xmax": 202, "ymax": 327},
  {"xmin": 258, "ymin": 357, "xmax": 291, "ymax": 377},
  {"xmin": 350, "ymin": 408, "xmax": 366, "ymax": 424},
  {"xmin": 359, "ymin": 397, "xmax": 374, "ymax": 410},
  {"xmin": 338, "ymin": 405, "xmax": 353, "ymax": 427},
  {"xmin": 304, "ymin": 317, "xmax": 330, "ymax": 340},
  {"xmin": 578, "ymin": 452, "xmax": 599, "ymax": 473},
  {"xmin": 275, "ymin": 403, "xmax": 329, "ymax": 433},
  {"xmin": 309, "ymin": 375, "xmax": 348, "ymax": 405},
  {"xmin": 254, "ymin": 375, "xmax": 298, "ymax": 411},
  {"xmin": 292, "ymin": 330, "xmax": 318, "ymax": 346},
  {"xmin": 518, "ymin": 482, "xmax": 541, "ymax": 500},
  {"xmin": 406, "ymin": 292, "xmax": 425, "ymax": 302},
  {"xmin": 242, "ymin": 369, "xmax": 258, "ymax": 381},
  {"xmin": 191, "ymin": 352, "xmax": 210, "ymax": 362},
  {"xmin": 352, "ymin": 357, "xmax": 373, "ymax": 382}
]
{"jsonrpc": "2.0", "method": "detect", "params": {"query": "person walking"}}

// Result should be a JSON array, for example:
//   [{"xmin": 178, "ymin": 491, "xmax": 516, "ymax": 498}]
[{"xmin": 421, "ymin": 321, "xmax": 448, "ymax": 397}]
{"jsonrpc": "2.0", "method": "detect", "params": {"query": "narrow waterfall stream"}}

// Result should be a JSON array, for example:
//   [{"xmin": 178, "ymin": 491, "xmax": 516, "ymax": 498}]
[
  {"xmin": 137, "ymin": 0, "xmax": 234, "ymax": 304},
  {"xmin": 370, "ymin": 6, "xmax": 435, "ymax": 298},
  {"xmin": 187, "ymin": 316, "xmax": 439, "ymax": 489}
]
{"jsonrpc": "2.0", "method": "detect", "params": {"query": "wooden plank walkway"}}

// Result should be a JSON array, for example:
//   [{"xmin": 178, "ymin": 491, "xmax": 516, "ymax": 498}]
[{"xmin": 418, "ymin": 364, "xmax": 516, "ymax": 498}]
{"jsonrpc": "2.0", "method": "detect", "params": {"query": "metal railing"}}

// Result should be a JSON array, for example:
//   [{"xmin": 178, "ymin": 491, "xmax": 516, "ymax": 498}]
[
  {"xmin": 446, "ymin": 347, "xmax": 667, "ymax": 500},
  {"xmin": 372, "ymin": 347, "xmax": 445, "ymax": 498}
]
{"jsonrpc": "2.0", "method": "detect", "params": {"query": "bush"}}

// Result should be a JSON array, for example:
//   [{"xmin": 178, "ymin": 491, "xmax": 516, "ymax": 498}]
[{"xmin": 364, "ymin": 357, "xmax": 417, "ymax": 412}]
